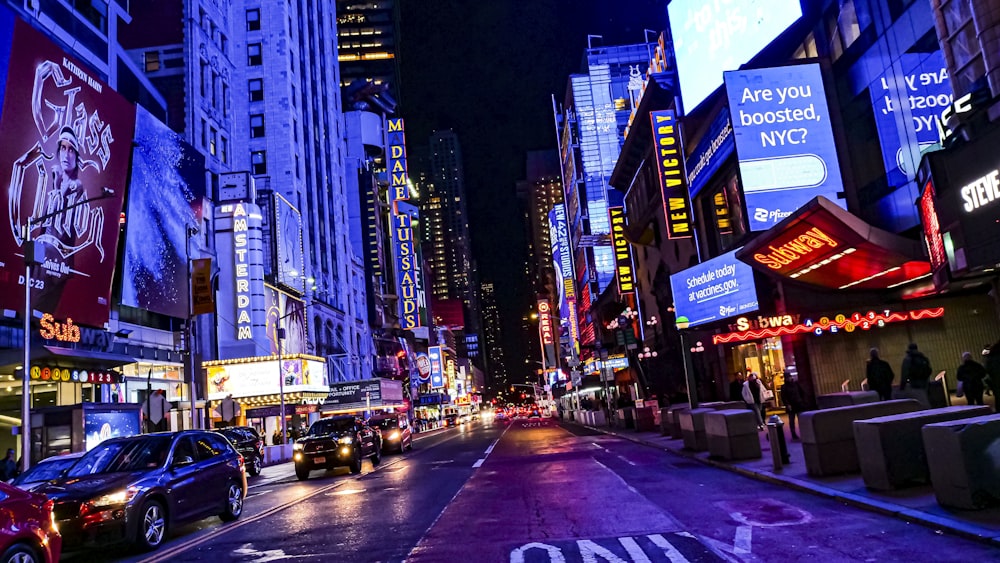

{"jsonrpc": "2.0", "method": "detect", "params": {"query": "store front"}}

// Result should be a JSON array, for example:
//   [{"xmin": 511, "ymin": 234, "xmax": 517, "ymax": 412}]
[{"xmin": 203, "ymin": 354, "xmax": 329, "ymax": 443}]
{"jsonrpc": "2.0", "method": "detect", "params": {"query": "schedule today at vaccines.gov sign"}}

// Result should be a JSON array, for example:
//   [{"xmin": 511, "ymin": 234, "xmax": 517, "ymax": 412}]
[{"xmin": 670, "ymin": 248, "xmax": 759, "ymax": 328}]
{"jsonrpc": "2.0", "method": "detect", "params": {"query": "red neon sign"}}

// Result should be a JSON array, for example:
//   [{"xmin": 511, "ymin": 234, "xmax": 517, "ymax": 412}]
[
  {"xmin": 538, "ymin": 300, "xmax": 555, "ymax": 346},
  {"xmin": 919, "ymin": 181, "xmax": 946, "ymax": 270},
  {"xmin": 712, "ymin": 307, "xmax": 944, "ymax": 344}
]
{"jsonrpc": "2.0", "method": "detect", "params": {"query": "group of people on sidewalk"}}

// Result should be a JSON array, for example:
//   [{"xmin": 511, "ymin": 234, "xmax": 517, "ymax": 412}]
[{"xmin": 729, "ymin": 341, "xmax": 1000, "ymax": 443}]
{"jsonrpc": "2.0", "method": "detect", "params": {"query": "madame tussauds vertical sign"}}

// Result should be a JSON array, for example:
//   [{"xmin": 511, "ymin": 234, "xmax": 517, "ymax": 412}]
[{"xmin": 0, "ymin": 18, "xmax": 134, "ymax": 327}]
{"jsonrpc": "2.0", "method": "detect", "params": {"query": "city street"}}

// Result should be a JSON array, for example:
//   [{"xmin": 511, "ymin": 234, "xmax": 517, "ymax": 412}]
[{"xmin": 63, "ymin": 418, "xmax": 997, "ymax": 563}]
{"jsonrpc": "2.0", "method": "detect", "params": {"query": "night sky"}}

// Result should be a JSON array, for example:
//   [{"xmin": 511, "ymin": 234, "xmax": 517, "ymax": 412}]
[{"xmin": 399, "ymin": 1, "xmax": 666, "ymax": 381}]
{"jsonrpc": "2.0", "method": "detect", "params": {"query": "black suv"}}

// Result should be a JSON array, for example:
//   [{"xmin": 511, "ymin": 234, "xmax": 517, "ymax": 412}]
[
  {"xmin": 216, "ymin": 426, "xmax": 265, "ymax": 476},
  {"xmin": 292, "ymin": 416, "xmax": 381, "ymax": 480}
]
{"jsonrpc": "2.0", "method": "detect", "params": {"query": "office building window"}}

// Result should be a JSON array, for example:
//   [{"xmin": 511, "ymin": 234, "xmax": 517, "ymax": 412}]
[
  {"xmin": 144, "ymin": 51, "xmax": 160, "ymax": 72},
  {"xmin": 200, "ymin": 118, "xmax": 207, "ymax": 148},
  {"xmin": 249, "ymin": 78, "xmax": 263, "ymax": 101},
  {"xmin": 250, "ymin": 114, "xmax": 265, "ymax": 137},
  {"xmin": 247, "ymin": 8, "xmax": 261, "ymax": 31},
  {"xmin": 199, "ymin": 59, "xmax": 207, "ymax": 97},
  {"xmin": 209, "ymin": 127, "xmax": 218, "ymax": 156},
  {"xmin": 248, "ymin": 43, "xmax": 262, "ymax": 66},
  {"xmin": 251, "ymin": 151, "xmax": 267, "ymax": 175},
  {"xmin": 220, "ymin": 136, "xmax": 228, "ymax": 164}
]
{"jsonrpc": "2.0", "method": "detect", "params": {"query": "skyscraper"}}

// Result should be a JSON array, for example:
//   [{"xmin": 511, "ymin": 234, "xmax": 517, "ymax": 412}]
[
  {"xmin": 479, "ymin": 281, "xmax": 507, "ymax": 393},
  {"xmin": 517, "ymin": 150, "xmax": 563, "ymax": 301},
  {"xmin": 335, "ymin": 0, "xmax": 403, "ymax": 106}
]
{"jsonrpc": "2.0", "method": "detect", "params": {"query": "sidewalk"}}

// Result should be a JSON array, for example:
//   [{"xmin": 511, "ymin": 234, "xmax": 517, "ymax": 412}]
[{"xmin": 574, "ymin": 411, "xmax": 1000, "ymax": 548}]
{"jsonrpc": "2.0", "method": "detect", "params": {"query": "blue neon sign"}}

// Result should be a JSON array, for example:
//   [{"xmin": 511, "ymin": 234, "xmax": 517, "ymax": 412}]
[
  {"xmin": 670, "ymin": 248, "xmax": 759, "ymax": 328},
  {"xmin": 725, "ymin": 63, "xmax": 846, "ymax": 231},
  {"xmin": 428, "ymin": 346, "xmax": 444, "ymax": 389}
]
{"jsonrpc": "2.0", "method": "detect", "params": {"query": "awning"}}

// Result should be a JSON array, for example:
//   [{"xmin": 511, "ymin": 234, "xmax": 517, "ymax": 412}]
[
  {"xmin": 736, "ymin": 197, "xmax": 931, "ymax": 290},
  {"xmin": 0, "ymin": 345, "xmax": 136, "ymax": 371}
]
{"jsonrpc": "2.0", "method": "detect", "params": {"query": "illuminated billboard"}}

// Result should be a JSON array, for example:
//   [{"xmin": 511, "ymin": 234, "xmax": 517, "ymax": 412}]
[
  {"xmin": 870, "ymin": 52, "xmax": 951, "ymax": 187},
  {"xmin": 670, "ymin": 0, "xmax": 802, "ymax": 112},
  {"xmin": 273, "ymin": 193, "xmax": 305, "ymax": 293},
  {"xmin": 608, "ymin": 207, "xmax": 635, "ymax": 295},
  {"xmin": 649, "ymin": 110, "xmax": 693, "ymax": 238},
  {"xmin": 0, "ymin": 18, "xmax": 135, "ymax": 328},
  {"xmin": 670, "ymin": 247, "xmax": 759, "ymax": 327},
  {"xmin": 206, "ymin": 357, "xmax": 328, "ymax": 401},
  {"xmin": 122, "ymin": 105, "xmax": 207, "ymax": 318},
  {"xmin": 428, "ymin": 346, "xmax": 444, "ymax": 389},
  {"xmin": 264, "ymin": 284, "xmax": 307, "ymax": 355},
  {"xmin": 725, "ymin": 63, "xmax": 845, "ymax": 231},
  {"xmin": 387, "ymin": 118, "xmax": 424, "ymax": 330}
]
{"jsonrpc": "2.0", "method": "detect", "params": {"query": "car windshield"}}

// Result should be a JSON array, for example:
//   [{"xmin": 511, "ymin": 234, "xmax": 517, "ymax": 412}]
[
  {"xmin": 16, "ymin": 457, "xmax": 78, "ymax": 484},
  {"xmin": 308, "ymin": 418, "xmax": 354, "ymax": 436},
  {"xmin": 369, "ymin": 418, "xmax": 396, "ymax": 430},
  {"xmin": 67, "ymin": 436, "xmax": 173, "ymax": 476}
]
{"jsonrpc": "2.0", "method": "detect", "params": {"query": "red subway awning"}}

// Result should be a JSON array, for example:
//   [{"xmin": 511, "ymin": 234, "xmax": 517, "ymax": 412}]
[{"xmin": 736, "ymin": 197, "xmax": 931, "ymax": 290}]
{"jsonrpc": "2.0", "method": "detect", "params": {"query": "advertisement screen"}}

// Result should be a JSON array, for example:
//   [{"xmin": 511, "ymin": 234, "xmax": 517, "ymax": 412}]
[
  {"xmin": 273, "ymin": 193, "xmax": 304, "ymax": 293},
  {"xmin": 85, "ymin": 409, "xmax": 142, "ymax": 451},
  {"xmin": 428, "ymin": 346, "xmax": 444, "ymax": 389},
  {"xmin": 122, "ymin": 106, "xmax": 207, "ymax": 318},
  {"xmin": 725, "ymin": 63, "xmax": 845, "ymax": 231},
  {"xmin": 264, "ymin": 284, "xmax": 307, "ymax": 355},
  {"xmin": 206, "ymin": 358, "xmax": 328, "ymax": 401},
  {"xmin": 870, "ymin": 52, "xmax": 951, "ymax": 187},
  {"xmin": 0, "ymin": 19, "xmax": 135, "ymax": 327},
  {"xmin": 670, "ymin": 247, "xmax": 759, "ymax": 327},
  {"xmin": 0, "ymin": 4, "xmax": 14, "ymax": 117},
  {"xmin": 670, "ymin": 0, "xmax": 802, "ymax": 112}
]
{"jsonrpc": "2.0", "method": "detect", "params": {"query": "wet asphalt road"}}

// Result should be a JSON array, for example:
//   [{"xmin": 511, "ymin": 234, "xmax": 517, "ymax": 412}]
[{"xmin": 70, "ymin": 417, "xmax": 996, "ymax": 562}]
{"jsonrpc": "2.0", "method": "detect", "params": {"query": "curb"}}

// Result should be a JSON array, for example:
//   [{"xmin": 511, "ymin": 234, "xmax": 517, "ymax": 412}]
[{"xmin": 575, "ymin": 422, "xmax": 1000, "ymax": 547}]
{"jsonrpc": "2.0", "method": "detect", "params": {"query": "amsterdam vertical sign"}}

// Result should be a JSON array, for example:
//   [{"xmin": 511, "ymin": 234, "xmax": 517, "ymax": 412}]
[
  {"xmin": 649, "ymin": 110, "xmax": 693, "ymax": 239},
  {"xmin": 388, "ymin": 118, "xmax": 422, "ymax": 330}
]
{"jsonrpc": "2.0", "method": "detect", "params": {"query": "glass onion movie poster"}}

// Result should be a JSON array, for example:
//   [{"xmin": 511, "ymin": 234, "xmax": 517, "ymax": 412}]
[
  {"xmin": 0, "ymin": 18, "xmax": 134, "ymax": 327},
  {"xmin": 121, "ymin": 105, "xmax": 207, "ymax": 318}
]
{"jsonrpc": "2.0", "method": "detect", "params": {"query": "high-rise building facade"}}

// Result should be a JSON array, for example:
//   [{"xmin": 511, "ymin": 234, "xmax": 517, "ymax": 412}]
[
  {"xmin": 480, "ymin": 281, "xmax": 507, "ymax": 393},
  {"xmin": 423, "ymin": 130, "xmax": 473, "ymax": 304},
  {"xmin": 336, "ymin": 0, "xmax": 403, "ymax": 106},
  {"xmin": 518, "ymin": 150, "xmax": 563, "ymax": 301}
]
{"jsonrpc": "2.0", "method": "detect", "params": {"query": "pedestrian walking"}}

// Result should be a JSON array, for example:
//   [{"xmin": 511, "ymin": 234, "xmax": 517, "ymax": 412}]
[
  {"xmin": 956, "ymin": 351, "xmax": 988, "ymax": 406},
  {"xmin": 780, "ymin": 374, "xmax": 807, "ymax": 440},
  {"xmin": 742, "ymin": 373, "xmax": 766, "ymax": 430},
  {"xmin": 272, "ymin": 428, "xmax": 283, "ymax": 445},
  {"xmin": 0, "ymin": 449, "xmax": 17, "ymax": 481},
  {"xmin": 729, "ymin": 372, "xmax": 745, "ymax": 402},
  {"xmin": 900, "ymin": 343, "xmax": 933, "ymax": 390},
  {"xmin": 866, "ymin": 348, "xmax": 895, "ymax": 401}
]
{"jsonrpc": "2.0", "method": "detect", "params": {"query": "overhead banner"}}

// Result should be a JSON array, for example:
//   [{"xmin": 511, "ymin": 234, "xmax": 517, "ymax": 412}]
[
  {"xmin": 725, "ymin": 63, "xmax": 845, "ymax": 231},
  {"xmin": 670, "ymin": 247, "xmax": 759, "ymax": 327},
  {"xmin": 649, "ymin": 110, "xmax": 693, "ymax": 239},
  {"xmin": 123, "ymin": 105, "xmax": 207, "ymax": 318},
  {"xmin": 608, "ymin": 207, "xmax": 635, "ymax": 296},
  {"xmin": 0, "ymin": 18, "xmax": 135, "ymax": 327}
]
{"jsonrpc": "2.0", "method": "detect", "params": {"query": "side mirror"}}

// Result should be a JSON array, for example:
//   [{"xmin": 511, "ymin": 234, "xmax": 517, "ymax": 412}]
[{"xmin": 172, "ymin": 455, "xmax": 195, "ymax": 468}]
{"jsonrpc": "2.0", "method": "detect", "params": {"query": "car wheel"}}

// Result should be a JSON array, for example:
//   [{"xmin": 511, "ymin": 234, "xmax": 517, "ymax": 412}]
[
  {"xmin": 135, "ymin": 500, "xmax": 167, "ymax": 551},
  {"xmin": 219, "ymin": 480, "xmax": 244, "ymax": 522},
  {"xmin": 370, "ymin": 443, "xmax": 381, "ymax": 466},
  {"xmin": 295, "ymin": 464, "xmax": 310, "ymax": 481},
  {"xmin": 349, "ymin": 446, "xmax": 363, "ymax": 474},
  {"xmin": 248, "ymin": 455, "xmax": 262, "ymax": 476},
  {"xmin": 1, "ymin": 542, "xmax": 39, "ymax": 563}
]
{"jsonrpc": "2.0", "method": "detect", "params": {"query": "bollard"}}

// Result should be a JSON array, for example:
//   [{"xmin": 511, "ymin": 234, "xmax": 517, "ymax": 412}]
[{"xmin": 766, "ymin": 414, "xmax": 790, "ymax": 470}]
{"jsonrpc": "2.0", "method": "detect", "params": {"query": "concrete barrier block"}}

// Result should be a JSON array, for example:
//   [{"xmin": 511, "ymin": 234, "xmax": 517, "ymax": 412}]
[
  {"xmin": 680, "ymin": 408, "xmax": 715, "ymax": 451},
  {"xmin": 705, "ymin": 409, "xmax": 758, "ymax": 436},
  {"xmin": 660, "ymin": 407, "xmax": 672, "ymax": 435},
  {"xmin": 668, "ymin": 406, "xmax": 690, "ymax": 439},
  {"xmin": 816, "ymin": 391, "xmax": 879, "ymax": 409},
  {"xmin": 800, "ymin": 399, "xmax": 923, "ymax": 444},
  {"xmin": 922, "ymin": 414, "xmax": 1000, "ymax": 509},
  {"xmin": 635, "ymin": 407, "xmax": 656, "ymax": 432},
  {"xmin": 854, "ymin": 406, "xmax": 992, "ymax": 491}
]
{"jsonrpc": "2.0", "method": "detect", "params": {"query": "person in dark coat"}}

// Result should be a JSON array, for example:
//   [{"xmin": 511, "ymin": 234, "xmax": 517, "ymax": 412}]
[
  {"xmin": 780, "ymin": 374, "xmax": 807, "ymax": 440},
  {"xmin": 0, "ymin": 449, "xmax": 17, "ymax": 482},
  {"xmin": 866, "ymin": 348, "xmax": 895, "ymax": 401},
  {"xmin": 984, "ymin": 340, "xmax": 1000, "ymax": 405},
  {"xmin": 729, "ymin": 372, "xmax": 745, "ymax": 402},
  {"xmin": 900, "ymin": 343, "xmax": 932, "ymax": 390},
  {"xmin": 956, "ymin": 352, "xmax": 988, "ymax": 406}
]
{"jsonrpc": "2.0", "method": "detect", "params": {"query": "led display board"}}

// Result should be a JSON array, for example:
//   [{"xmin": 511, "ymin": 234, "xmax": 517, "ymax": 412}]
[
  {"xmin": 649, "ymin": 110, "xmax": 693, "ymax": 238},
  {"xmin": 264, "ymin": 284, "xmax": 307, "ymax": 355},
  {"xmin": 670, "ymin": 247, "xmax": 759, "ymax": 327},
  {"xmin": 274, "ymin": 193, "xmax": 305, "ymax": 293},
  {"xmin": 0, "ymin": 18, "xmax": 135, "ymax": 327},
  {"xmin": 387, "ymin": 118, "xmax": 423, "ymax": 329},
  {"xmin": 428, "ymin": 346, "xmax": 444, "ymax": 389},
  {"xmin": 725, "ymin": 63, "xmax": 845, "ymax": 231},
  {"xmin": 608, "ymin": 207, "xmax": 635, "ymax": 295},
  {"xmin": 85, "ymin": 409, "xmax": 141, "ymax": 452},
  {"xmin": 687, "ymin": 107, "xmax": 735, "ymax": 199},
  {"xmin": 206, "ymin": 357, "xmax": 328, "ymax": 401},
  {"xmin": 123, "ymin": 105, "xmax": 207, "ymax": 318},
  {"xmin": 870, "ymin": 52, "xmax": 951, "ymax": 187},
  {"xmin": 670, "ymin": 0, "xmax": 802, "ymax": 112}
]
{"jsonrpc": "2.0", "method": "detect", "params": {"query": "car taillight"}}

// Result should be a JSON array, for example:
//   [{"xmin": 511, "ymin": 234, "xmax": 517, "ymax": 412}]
[{"xmin": 238, "ymin": 454, "xmax": 245, "ymax": 472}]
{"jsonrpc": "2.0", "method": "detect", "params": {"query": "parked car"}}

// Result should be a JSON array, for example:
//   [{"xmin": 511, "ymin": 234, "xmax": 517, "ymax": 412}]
[
  {"xmin": 443, "ymin": 413, "xmax": 459, "ymax": 427},
  {"xmin": 367, "ymin": 413, "xmax": 412, "ymax": 454},
  {"xmin": 0, "ymin": 481, "xmax": 61, "ymax": 563},
  {"xmin": 292, "ymin": 416, "xmax": 381, "ymax": 480},
  {"xmin": 35, "ymin": 431, "xmax": 247, "ymax": 552},
  {"xmin": 215, "ymin": 426, "xmax": 265, "ymax": 476},
  {"xmin": 12, "ymin": 452, "xmax": 84, "ymax": 492}
]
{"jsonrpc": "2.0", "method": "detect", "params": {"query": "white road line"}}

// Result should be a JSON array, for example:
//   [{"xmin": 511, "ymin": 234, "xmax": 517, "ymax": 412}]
[
  {"xmin": 472, "ymin": 459, "xmax": 485, "ymax": 468},
  {"xmin": 593, "ymin": 458, "xmax": 640, "ymax": 495},
  {"xmin": 485, "ymin": 438, "xmax": 499, "ymax": 455},
  {"xmin": 616, "ymin": 454, "xmax": 638, "ymax": 467},
  {"xmin": 246, "ymin": 489, "xmax": 272, "ymax": 498},
  {"xmin": 733, "ymin": 525, "xmax": 752, "ymax": 555}
]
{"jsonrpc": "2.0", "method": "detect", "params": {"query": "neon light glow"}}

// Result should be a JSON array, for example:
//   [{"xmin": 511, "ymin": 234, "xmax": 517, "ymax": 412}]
[{"xmin": 712, "ymin": 307, "xmax": 944, "ymax": 344}]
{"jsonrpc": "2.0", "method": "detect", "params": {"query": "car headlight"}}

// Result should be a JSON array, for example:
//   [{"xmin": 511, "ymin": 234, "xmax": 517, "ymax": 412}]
[
  {"xmin": 292, "ymin": 442, "xmax": 304, "ymax": 451},
  {"xmin": 338, "ymin": 436, "xmax": 353, "ymax": 444},
  {"xmin": 88, "ymin": 486, "xmax": 138, "ymax": 509},
  {"xmin": 389, "ymin": 431, "xmax": 400, "ymax": 440}
]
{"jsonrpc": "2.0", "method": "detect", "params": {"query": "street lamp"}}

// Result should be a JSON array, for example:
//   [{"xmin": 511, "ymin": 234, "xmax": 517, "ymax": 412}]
[
  {"xmin": 674, "ymin": 313, "xmax": 699, "ymax": 409},
  {"xmin": 645, "ymin": 315, "xmax": 660, "ymax": 347},
  {"xmin": 21, "ymin": 187, "xmax": 116, "ymax": 470}
]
